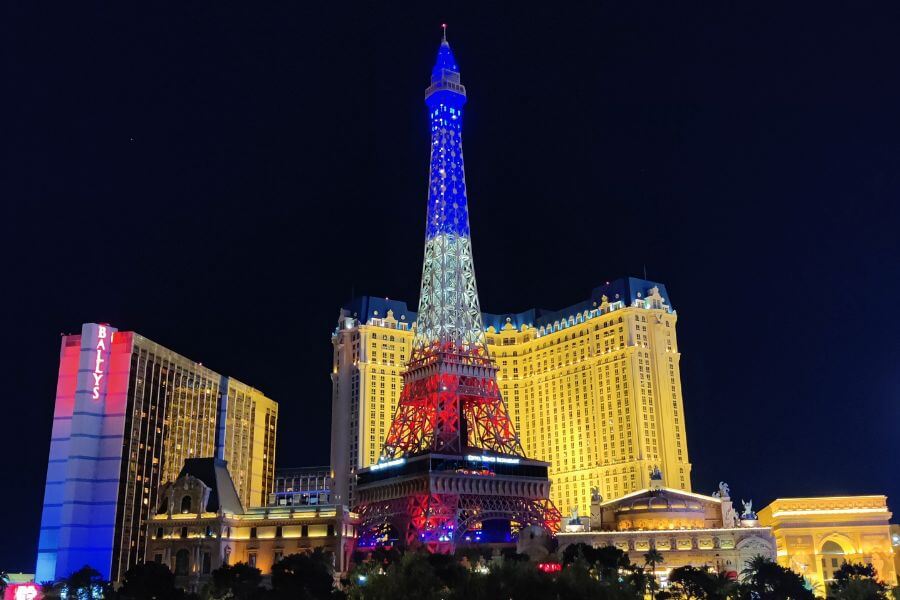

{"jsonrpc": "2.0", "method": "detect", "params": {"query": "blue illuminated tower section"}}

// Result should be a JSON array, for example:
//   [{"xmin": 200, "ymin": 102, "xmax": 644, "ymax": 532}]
[{"xmin": 416, "ymin": 34, "xmax": 485, "ymax": 350}]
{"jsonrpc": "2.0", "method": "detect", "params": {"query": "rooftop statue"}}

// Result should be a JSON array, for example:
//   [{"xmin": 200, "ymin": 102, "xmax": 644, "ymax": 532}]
[
  {"xmin": 569, "ymin": 507, "xmax": 581, "ymax": 525},
  {"xmin": 718, "ymin": 481, "xmax": 731, "ymax": 498}
]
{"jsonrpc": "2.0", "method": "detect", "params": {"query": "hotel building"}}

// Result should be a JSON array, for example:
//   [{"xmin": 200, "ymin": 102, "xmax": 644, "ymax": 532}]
[
  {"xmin": 557, "ymin": 474, "xmax": 776, "ymax": 584},
  {"xmin": 36, "ymin": 323, "xmax": 277, "ymax": 583},
  {"xmin": 146, "ymin": 459, "xmax": 358, "ymax": 592},
  {"xmin": 558, "ymin": 480, "xmax": 898, "ymax": 589},
  {"xmin": 330, "ymin": 277, "xmax": 691, "ymax": 516},
  {"xmin": 270, "ymin": 466, "xmax": 332, "ymax": 507}
]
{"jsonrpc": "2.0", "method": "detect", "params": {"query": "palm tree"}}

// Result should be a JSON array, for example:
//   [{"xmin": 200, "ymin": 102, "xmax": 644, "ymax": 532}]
[
  {"xmin": 63, "ymin": 566, "xmax": 108, "ymax": 600},
  {"xmin": 740, "ymin": 554, "xmax": 813, "ymax": 600},
  {"xmin": 707, "ymin": 570, "xmax": 738, "ymax": 600},
  {"xmin": 644, "ymin": 548, "xmax": 664, "ymax": 597},
  {"xmin": 0, "ymin": 571, "xmax": 8, "ymax": 597},
  {"xmin": 739, "ymin": 554, "xmax": 771, "ymax": 584},
  {"xmin": 625, "ymin": 564, "xmax": 649, "ymax": 596}
]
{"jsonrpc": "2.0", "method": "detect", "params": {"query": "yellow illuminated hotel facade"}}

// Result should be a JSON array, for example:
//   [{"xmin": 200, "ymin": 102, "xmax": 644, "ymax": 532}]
[
  {"xmin": 329, "ymin": 280, "xmax": 898, "ymax": 588},
  {"xmin": 330, "ymin": 277, "xmax": 690, "ymax": 517}
]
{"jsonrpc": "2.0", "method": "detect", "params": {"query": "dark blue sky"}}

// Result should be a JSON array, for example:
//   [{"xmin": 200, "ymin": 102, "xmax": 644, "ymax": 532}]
[{"xmin": 4, "ymin": 2, "xmax": 900, "ymax": 572}]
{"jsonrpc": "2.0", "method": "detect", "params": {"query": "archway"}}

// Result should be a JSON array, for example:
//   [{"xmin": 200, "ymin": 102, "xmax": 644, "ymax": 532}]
[
  {"xmin": 459, "ymin": 517, "xmax": 513, "ymax": 545},
  {"xmin": 175, "ymin": 549, "xmax": 190, "ymax": 576},
  {"xmin": 820, "ymin": 539, "xmax": 849, "ymax": 582}
]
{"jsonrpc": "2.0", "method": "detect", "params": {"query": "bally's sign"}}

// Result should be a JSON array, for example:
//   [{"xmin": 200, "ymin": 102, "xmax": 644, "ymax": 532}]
[{"xmin": 92, "ymin": 325, "xmax": 110, "ymax": 400}]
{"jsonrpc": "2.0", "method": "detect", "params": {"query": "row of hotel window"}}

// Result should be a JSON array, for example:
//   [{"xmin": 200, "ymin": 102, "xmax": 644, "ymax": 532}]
[{"xmin": 156, "ymin": 524, "xmax": 336, "ymax": 540}]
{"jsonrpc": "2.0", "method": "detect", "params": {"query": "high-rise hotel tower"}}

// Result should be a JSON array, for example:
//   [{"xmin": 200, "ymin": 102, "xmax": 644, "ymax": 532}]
[{"xmin": 36, "ymin": 323, "xmax": 277, "ymax": 583}]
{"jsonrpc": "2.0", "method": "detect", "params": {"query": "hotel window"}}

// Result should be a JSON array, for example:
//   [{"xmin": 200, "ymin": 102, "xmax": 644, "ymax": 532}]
[
  {"xmin": 248, "ymin": 552, "xmax": 257, "ymax": 568},
  {"xmin": 250, "ymin": 527, "xmax": 258, "ymax": 539}
]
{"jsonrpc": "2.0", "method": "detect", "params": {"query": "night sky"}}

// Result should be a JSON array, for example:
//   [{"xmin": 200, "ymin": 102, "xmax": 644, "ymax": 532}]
[{"xmin": 5, "ymin": 3, "xmax": 900, "ymax": 572}]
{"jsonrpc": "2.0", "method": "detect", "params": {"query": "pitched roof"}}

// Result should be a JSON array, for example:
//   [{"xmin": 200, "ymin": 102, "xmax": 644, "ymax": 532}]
[{"xmin": 178, "ymin": 457, "xmax": 244, "ymax": 514}]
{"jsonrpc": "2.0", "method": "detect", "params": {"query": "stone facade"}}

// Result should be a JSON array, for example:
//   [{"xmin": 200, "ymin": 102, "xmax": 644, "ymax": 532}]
[
  {"xmin": 557, "ymin": 478, "xmax": 775, "ymax": 586},
  {"xmin": 145, "ymin": 459, "xmax": 359, "ymax": 592},
  {"xmin": 759, "ymin": 496, "xmax": 897, "ymax": 590}
]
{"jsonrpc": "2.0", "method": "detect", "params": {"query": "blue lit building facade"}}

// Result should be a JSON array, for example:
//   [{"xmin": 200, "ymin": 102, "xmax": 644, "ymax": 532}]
[{"xmin": 36, "ymin": 325, "xmax": 278, "ymax": 583}]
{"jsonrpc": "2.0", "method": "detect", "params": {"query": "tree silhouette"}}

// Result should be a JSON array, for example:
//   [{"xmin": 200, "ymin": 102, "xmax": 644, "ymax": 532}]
[
  {"xmin": 739, "ymin": 555, "xmax": 813, "ymax": 600},
  {"xmin": 62, "ymin": 566, "xmax": 108, "ymax": 600},
  {"xmin": 668, "ymin": 565, "xmax": 737, "ymax": 600},
  {"xmin": 270, "ymin": 550, "xmax": 337, "ymax": 600},
  {"xmin": 116, "ymin": 562, "xmax": 182, "ymax": 600},
  {"xmin": 208, "ymin": 563, "xmax": 262, "ymax": 600},
  {"xmin": 347, "ymin": 551, "xmax": 446, "ymax": 600},
  {"xmin": 828, "ymin": 562, "xmax": 890, "ymax": 600},
  {"xmin": 644, "ymin": 548, "xmax": 664, "ymax": 597},
  {"xmin": 562, "ymin": 543, "xmax": 633, "ymax": 581}
]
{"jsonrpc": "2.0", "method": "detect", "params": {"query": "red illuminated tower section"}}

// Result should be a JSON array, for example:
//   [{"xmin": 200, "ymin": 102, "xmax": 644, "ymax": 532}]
[
  {"xmin": 354, "ymin": 31, "xmax": 559, "ymax": 553},
  {"xmin": 381, "ymin": 342, "xmax": 523, "ymax": 457}
]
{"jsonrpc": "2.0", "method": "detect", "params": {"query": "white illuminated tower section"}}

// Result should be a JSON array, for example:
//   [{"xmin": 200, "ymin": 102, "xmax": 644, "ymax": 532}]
[
  {"xmin": 354, "ymin": 30, "xmax": 559, "ymax": 553},
  {"xmin": 415, "ymin": 34, "xmax": 485, "ymax": 351}
]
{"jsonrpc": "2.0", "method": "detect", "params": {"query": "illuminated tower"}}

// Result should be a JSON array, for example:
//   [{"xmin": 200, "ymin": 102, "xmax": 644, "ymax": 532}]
[
  {"xmin": 354, "ymin": 30, "xmax": 560, "ymax": 552},
  {"xmin": 381, "ymin": 31, "xmax": 521, "ymax": 460}
]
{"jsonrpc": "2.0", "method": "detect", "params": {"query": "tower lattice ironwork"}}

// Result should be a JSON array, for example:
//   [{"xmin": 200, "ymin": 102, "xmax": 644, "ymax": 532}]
[
  {"xmin": 355, "ymin": 31, "xmax": 560, "ymax": 553},
  {"xmin": 381, "ymin": 30, "xmax": 522, "ymax": 460}
]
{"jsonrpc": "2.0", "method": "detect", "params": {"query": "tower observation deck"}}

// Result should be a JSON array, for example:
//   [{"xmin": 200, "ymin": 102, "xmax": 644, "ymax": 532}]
[{"xmin": 354, "ymin": 31, "xmax": 560, "ymax": 553}]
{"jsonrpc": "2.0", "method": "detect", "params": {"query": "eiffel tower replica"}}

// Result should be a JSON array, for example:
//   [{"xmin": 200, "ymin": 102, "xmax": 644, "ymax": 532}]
[{"xmin": 354, "ymin": 29, "xmax": 560, "ymax": 553}]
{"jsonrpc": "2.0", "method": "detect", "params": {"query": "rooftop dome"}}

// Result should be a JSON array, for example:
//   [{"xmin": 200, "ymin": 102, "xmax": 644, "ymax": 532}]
[{"xmin": 617, "ymin": 490, "xmax": 705, "ymax": 514}]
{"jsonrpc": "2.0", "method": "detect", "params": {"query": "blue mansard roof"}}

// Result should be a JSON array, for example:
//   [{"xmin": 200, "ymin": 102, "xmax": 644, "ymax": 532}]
[
  {"xmin": 342, "ymin": 296, "xmax": 416, "ymax": 325},
  {"xmin": 341, "ymin": 277, "xmax": 672, "ymax": 333}
]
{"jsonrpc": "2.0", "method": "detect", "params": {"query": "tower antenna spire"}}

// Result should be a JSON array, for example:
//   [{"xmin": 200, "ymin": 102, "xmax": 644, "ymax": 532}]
[{"xmin": 441, "ymin": 23, "xmax": 447, "ymax": 42}]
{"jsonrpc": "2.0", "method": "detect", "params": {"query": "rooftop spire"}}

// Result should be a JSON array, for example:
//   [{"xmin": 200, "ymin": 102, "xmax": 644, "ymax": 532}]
[{"xmin": 430, "ymin": 30, "xmax": 461, "ymax": 85}]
